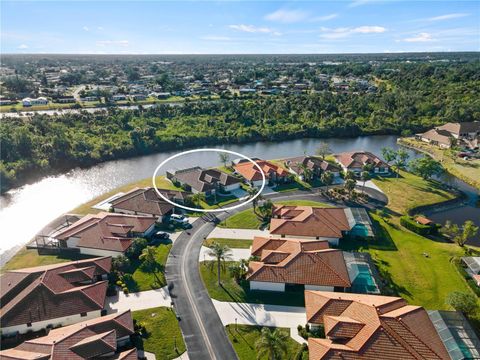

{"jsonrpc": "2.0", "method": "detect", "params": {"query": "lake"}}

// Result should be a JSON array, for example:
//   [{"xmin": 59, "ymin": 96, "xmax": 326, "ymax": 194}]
[{"xmin": 1, "ymin": 135, "xmax": 478, "ymax": 257}]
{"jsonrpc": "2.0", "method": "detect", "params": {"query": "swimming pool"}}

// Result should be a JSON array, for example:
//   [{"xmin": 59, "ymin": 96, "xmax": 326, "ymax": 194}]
[{"xmin": 351, "ymin": 263, "xmax": 380, "ymax": 294}]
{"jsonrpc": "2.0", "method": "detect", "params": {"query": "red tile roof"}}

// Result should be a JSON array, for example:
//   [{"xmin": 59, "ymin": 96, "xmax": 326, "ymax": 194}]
[
  {"xmin": 270, "ymin": 205, "xmax": 352, "ymax": 239},
  {"xmin": 247, "ymin": 238, "xmax": 350, "ymax": 287},
  {"xmin": 55, "ymin": 212, "xmax": 156, "ymax": 253},
  {"xmin": 234, "ymin": 159, "xmax": 288, "ymax": 181},
  {"xmin": 0, "ymin": 310, "xmax": 135, "ymax": 359},
  {"xmin": 334, "ymin": 151, "xmax": 389, "ymax": 170},
  {"xmin": 110, "ymin": 187, "xmax": 177, "ymax": 216},
  {"xmin": 305, "ymin": 291, "xmax": 450, "ymax": 360},
  {"xmin": 0, "ymin": 258, "xmax": 111, "ymax": 329}
]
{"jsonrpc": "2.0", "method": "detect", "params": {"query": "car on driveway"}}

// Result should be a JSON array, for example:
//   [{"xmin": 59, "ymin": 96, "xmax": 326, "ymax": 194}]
[{"xmin": 170, "ymin": 213, "xmax": 192, "ymax": 228}]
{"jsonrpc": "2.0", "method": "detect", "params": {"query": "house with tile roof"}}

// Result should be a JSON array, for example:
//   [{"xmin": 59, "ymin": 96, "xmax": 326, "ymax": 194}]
[
  {"xmin": 269, "ymin": 205, "xmax": 355, "ymax": 246},
  {"xmin": 247, "ymin": 237, "xmax": 351, "ymax": 292},
  {"xmin": 0, "ymin": 310, "xmax": 137, "ymax": 360},
  {"xmin": 233, "ymin": 158, "xmax": 289, "ymax": 187},
  {"xmin": 54, "ymin": 212, "xmax": 157, "ymax": 257},
  {"xmin": 284, "ymin": 156, "xmax": 341, "ymax": 180},
  {"xmin": 166, "ymin": 166, "xmax": 241, "ymax": 196},
  {"xmin": 110, "ymin": 187, "xmax": 190, "ymax": 219},
  {"xmin": 416, "ymin": 121, "xmax": 480, "ymax": 150},
  {"xmin": 0, "ymin": 257, "xmax": 111, "ymax": 336},
  {"xmin": 334, "ymin": 151, "xmax": 390, "ymax": 175},
  {"xmin": 305, "ymin": 291, "xmax": 450, "ymax": 360}
]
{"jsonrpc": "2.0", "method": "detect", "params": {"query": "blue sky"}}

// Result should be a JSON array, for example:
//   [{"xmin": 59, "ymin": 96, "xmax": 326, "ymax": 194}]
[{"xmin": 1, "ymin": 1, "xmax": 479, "ymax": 54}]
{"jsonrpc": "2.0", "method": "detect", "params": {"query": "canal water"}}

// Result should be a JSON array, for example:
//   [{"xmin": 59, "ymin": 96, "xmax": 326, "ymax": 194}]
[{"xmin": 1, "ymin": 135, "xmax": 478, "ymax": 256}]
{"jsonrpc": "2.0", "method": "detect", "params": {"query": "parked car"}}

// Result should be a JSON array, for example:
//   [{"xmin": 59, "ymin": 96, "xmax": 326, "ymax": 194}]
[
  {"xmin": 153, "ymin": 231, "xmax": 170, "ymax": 240},
  {"xmin": 170, "ymin": 213, "xmax": 191, "ymax": 227}
]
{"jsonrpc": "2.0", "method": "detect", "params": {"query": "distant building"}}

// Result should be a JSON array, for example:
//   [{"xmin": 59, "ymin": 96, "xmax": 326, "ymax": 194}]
[
  {"xmin": 166, "ymin": 167, "xmax": 241, "ymax": 196},
  {"xmin": 129, "ymin": 93, "xmax": 147, "ymax": 101},
  {"xmin": 22, "ymin": 97, "xmax": 48, "ymax": 106},
  {"xmin": 0, "ymin": 310, "xmax": 137, "ymax": 360},
  {"xmin": 112, "ymin": 94, "xmax": 127, "ymax": 101},
  {"xmin": 54, "ymin": 212, "xmax": 157, "ymax": 257},
  {"xmin": 416, "ymin": 122, "xmax": 480, "ymax": 150},
  {"xmin": 334, "ymin": 151, "xmax": 390, "ymax": 175},
  {"xmin": 52, "ymin": 95, "xmax": 76, "ymax": 103},
  {"xmin": 0, "ymin": 257, "xmax": 111, "ymax": 336},
  {"xmin": 284, "ymin": 156, "xmax": 341, "ymax": 179},
  {"xmin": 233, "ymin": 158, "xmax": 289, "ymax": 187}
]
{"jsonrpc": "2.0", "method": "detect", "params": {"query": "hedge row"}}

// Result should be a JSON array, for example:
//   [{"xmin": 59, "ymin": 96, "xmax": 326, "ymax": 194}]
[{"xmin": 400, "ymin": 216, "xmax": 437, "ymax": 236}]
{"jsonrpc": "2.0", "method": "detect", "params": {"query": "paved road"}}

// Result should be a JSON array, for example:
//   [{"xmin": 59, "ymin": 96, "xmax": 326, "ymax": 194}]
[{"xmin": 164, "ymin": 189, "xmax": 368, "ymax": 360}]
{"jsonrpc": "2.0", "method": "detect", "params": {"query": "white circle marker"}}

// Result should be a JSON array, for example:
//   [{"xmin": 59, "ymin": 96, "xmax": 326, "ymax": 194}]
[{"xmin": 152, "ymin": 148, "xmax": 266, "ymax": 213}]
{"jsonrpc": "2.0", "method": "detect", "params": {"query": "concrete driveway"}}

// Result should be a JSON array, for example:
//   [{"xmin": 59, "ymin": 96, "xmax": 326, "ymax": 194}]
[
  {"xmin": 199, "ymin": 246, "xmax": 251, "ymax": 262},
  {"xmin": 106, "ymin": 286, "xmax": 172, "ymax": 313},
  {"xmin": 208, "ymin": 228, "xmax": 269, "ymax": 239}
]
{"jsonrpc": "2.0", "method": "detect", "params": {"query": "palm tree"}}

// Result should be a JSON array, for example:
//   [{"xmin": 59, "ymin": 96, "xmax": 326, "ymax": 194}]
[
  {"xmin": 299, "ymin": 163, "xmax": 313, "ymax": 183},
  {"xmin": 255, "ymin": 327, "xmax": 288, "ymax": 360},
  {"xmin": 360, "ymin": 171, "xmax": 371, "ymax": 191},
  {"xmin": 393, "ymin": 149, "xmax": 409, "ymax": 177},
  {"xmin": 344, "ymin": 178, "xmax": 356, "ymax": 198},
  {"xmin": 257, "ymin": 199, "xmax": 274, "ymax": 221},
  {"xmin": 247, "ymin": 186, "xmax": 263, "ymax": 214},
  {"xmin": 320, "ymin": 171, "xmax": 334, "ymax": 191},
  {"xmin": 207, "ymin": 242, "xmax": 233, "ymax": 285},
  {"xmin": 219, "ymin": 153, "xmax": 230, "ymax": 169},
  {"xmin": 191, "ymin": 192, "xmax": 206, "ymax": 207},
  {"xmin": 139, "ymin": 246, "xmax": 157, "ymax": 269}
]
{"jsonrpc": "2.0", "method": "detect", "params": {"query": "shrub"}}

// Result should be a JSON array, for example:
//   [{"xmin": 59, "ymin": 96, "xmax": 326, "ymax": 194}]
[
  {"xmin": 123, "ymin": 287, "xmax": 129, "ymax": 294},
  {"xmin": 400, "ymin": 216, "xmax": 433, "ymax": 236}
]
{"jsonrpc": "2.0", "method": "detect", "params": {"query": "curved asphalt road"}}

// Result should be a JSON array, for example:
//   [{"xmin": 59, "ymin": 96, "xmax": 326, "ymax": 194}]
[{"xmin": 165, "ymin": 189, "xmax": 386, "ymax": 359}]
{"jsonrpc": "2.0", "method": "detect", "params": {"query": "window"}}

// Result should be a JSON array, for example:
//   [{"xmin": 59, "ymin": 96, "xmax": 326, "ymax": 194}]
[
  {"xmin": 27, "ymin": 323, "xmax": 32, "ymax": 327},
  {"xmin": 80, "ymin": 312, "xmax": 87, "ymax": 317}
]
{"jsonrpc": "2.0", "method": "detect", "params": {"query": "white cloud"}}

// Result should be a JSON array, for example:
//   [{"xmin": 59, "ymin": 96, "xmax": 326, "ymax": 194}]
[
  {"xmin": 229, "ymin": 24, "xmax": 280, "ymax": 35},
  {"xmin": 402, "ymin": 32, "xmax": 434, "ymax": 42},
  {"xmin": 96, "ymin": 40, "xmax": 129, "ymax": 47},
  {"xmin": 320, "ymin": 26, "xmax": 386, "ymax": 39},
  {"xmin": 200, "ymin": 36, "xmax": 231, "ymax": 41},
  {"xmin": 311, "ymin": 13, "xmax": 338, "ymax": 22},
  {"xmin": 427, "ymin": 13, "xmax": 469, "ymax": 21},
  {"xmin": 265, "ymin": 9, "xmax": 309, "ymax": 23},
  {"xmin": 82, "ymin": 26, "xmax": 89, "ymax": 32},
  {"xmin": 97, "ymin": 26, "xmax": 104, "ymax": 31},
  {"xmin": 348, "ymin": 0, "xmax": 375, "ymax": 8},
  {"xmin": 17, "ymin": 44, "xmax": 28, "ymax": 49}
]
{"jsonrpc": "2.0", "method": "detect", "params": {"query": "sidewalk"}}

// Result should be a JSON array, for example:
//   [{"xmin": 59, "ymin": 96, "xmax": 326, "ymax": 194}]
[{"xmin": 208, "ymin": 227, "xmax": 269, "ymax": 239}]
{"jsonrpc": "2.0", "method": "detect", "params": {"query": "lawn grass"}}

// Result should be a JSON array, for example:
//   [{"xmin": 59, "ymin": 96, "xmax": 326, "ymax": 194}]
[
  {"xmin": 204, "ymin": 238, "xmax": 253, "ymax": 249},
  {"xmin": 372, "ymin": 170, "xmax": 455, "ymax": 214},
  {"xmin": 1, "ymin": 248, "xmax": 92, "ymax": 272},
  {"xmin": 126, "ymin": 244, "xmax": 171, "ymax": 292},
  {"xmin": 199, "ymin": 261, "xmax": 304, "ymax": 307},
  {"xmin": 71, "ymin": 176, "xmax": 181, "ymax": 215},
  {"xmin": 225, "ymin": 325, "xmax": 305, "ymax": 360},
  {"xmin": 200, "ymin": 194, "xmax": 238, "ymax": 209},
  {"xmin": 132, "ymin": 307, "xmax": 186, "ymax": 360},
  {"xmin": 218, "ymin": 200, "xmax": 333, "ymax": 229}
]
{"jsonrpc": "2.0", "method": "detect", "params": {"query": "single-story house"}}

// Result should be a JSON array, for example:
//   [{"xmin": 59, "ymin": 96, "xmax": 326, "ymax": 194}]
[
  {"xmin": 305, "ymin": 291, "xmax": 450, "ymax": 360},
  {"xmin": 233, "ymin": 158, "xmax": 289, "ymax": 187},
  {"xmin": 269, "ymin": 205, "xmax": 355, "ymax": 246},
  {"xmin": 54, "ymin": 212, "xmax": 157, "ymax": 257},
  {"xmin": 334, "ymin": 151, "xmax": 390, "ymax": 175},
  {"xmin": 0, "ymin": 310, "xmax": 137, "ymax": 360},
  {"xmin": 110, "ymin": 187, "xmax": 182, "ymax": 219},
  {"xmin": 247, "ymin": 237, "xmax": 351, "ymax": 292},
  {"xmin": 129, "ymin": 93, "xmax": 147, "ymax": 101},
  {"xmin": 437, "ymin": 121, "xmax": 480, "ymax": 140},
  {"xmin": 80, "ymin": 96, "xmax": 98, "ymax": 102},
  {"xmin": 0, "ymin": 257, "xmax": 111, "ymax": 336},
  {"xmin": 52, "ymin": 95, "xmax": 76, "ymax": 103},
  {"xmin": 283, "ymin": 156, "xmax": 341, "ymax": 179},
  {"xmin": 415, "ymin": 215, "xmax": 435, "ymax": 226},
  {"xmin": 22, "ymin": 97, "xmax": 48, "ymax": 106},
  {"xmin": 416, "ymin": 128, "xmax": 452, "ymax": 149},
  {"xmin": 416, "ymin": 122, "xmax": 480, "ymax": 150},
  {"xmin": 166, "ymin": 167, "xmax": 241, "ymax": 196},
  {"xmin": 112, "ymin": 94, "xmax": 127, "ymax": 101}
]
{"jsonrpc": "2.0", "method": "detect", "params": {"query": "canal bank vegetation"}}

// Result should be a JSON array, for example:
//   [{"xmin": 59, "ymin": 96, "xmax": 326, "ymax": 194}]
[
  {"xmin": 2, "ymin": 59, "xmax": 479, "ymax": 194},
  {"xmin": 399, "ymin": 137, "xmax": 480, "ymax": 190}
]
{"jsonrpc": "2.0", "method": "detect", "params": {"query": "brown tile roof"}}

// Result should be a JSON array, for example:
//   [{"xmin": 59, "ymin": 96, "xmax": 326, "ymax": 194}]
[
  {"xmin": 110, "ymin": 187, "xmax": 178, "ymax": 216},
  {"xmin": 284, "ymin": 156, "xmax": 340, "ymax": 175},
  {"xmin": 334, "ymin": 151, "xmax": 389, "ymax": 170},
  {"xmin": 270, "ymin": 205, "xmax": 352, "ymax": 238},
  {"xmin": 247, "ymin": 238, "xmax": 350, "ymax": 287},
  {"xmin": 55, "ymin": 212, "xmax": 156, "ymax": 253},
  {"xmin": 171, "ymin": 167, "xmax": 240, "ymax": 192},
  {"xmin": 306, "ymin": 291, "xmax": 450, "ymax": 360},
  {"xmin": 418, "ymin": 129, "xmax": 452, "ymax": 147},
  {"xmin": 414, "ymin": 216, "xmax": 434, "ymax": 226},
  {"xmin": 0, "ymin": 311, "xmax": 135, "ymax": 359},
  {"xmin": 0, "ymin": 258, "xmax": 111, "ymax": 329},
  {"xmin": 234, "ymin": 159, "xmax": 288, "ymax": 181},
  {"xmin": 437, "ymin": 121, "xmax": 480, "ymax": 136}
]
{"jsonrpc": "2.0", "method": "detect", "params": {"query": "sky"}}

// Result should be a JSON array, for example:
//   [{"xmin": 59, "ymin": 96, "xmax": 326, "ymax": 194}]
[{"xmin": 1, "ymin": 1, "xmax": 479, "ymax": 54}]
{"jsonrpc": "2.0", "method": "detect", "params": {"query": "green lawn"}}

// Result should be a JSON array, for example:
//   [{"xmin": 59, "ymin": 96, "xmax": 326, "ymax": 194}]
[
  {"xmin": 199, "ymin": 261, "xmax": 304, "ymax": 306},
  {"xmin": 372, "ymin": 170, "xmax": 455, "ymax": 214},
  {"xmin": 125, "ymin": 244, "xmax": 171, "ymax": 292},
  {"xmin": 225, "ymin": 325, "xmax": 306, "ymax": 360},
  {"xmin": 200, "ymin": 194, "xmax": 238, "ymax": 209},
  {"xmin": 204, "ymin": 238, "xmax": 253, "ymax": 249},
  {"xmin": 218, "ymin": 200, "xmax": 333, "ymax": 229},
  {"xmin": 132, "ymin": 307, "xmax": 186, "ymax": 360},
  {"xmin": 71, "ymin": 176, "xmax": 181, "ymax": 215},
  {"xmin": 1, "ymin": 248, "xmax": 93, "ymax": 272}
]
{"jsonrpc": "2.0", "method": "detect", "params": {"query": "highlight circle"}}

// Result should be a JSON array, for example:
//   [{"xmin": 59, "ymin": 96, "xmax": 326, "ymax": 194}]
[{"xmin": 152, "ymin": 148, "xmax": 266, "ymax": 213}]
